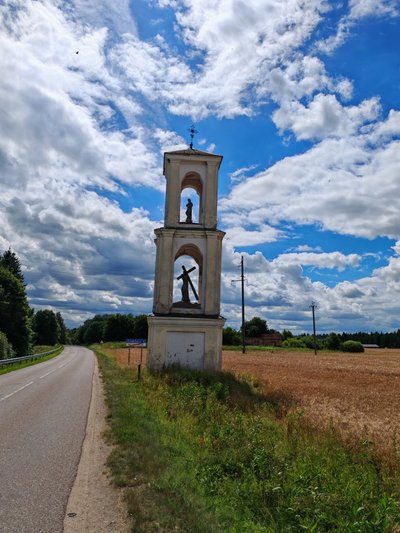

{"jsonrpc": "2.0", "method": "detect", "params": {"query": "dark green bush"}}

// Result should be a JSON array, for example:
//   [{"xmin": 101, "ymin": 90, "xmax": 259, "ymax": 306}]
[
  {"xmin": 83, "ymin": 320, "xmax": 104, "ymax": 344},
  {"xmin": 0, "ymin": 266, "xmax": 31, "ymax": 356},
  {"xmin": 324, "ymin": 332, "xmax": 341, "ymax": 350},
  {"xmin": 0, "ymin": 331, "xmax": 14, "ymax": 359},
  {"xmin": 341, "ymin": 340, "xmax": 364, "ymax": 353},
  {"xmin": 32, "ymin": 309, "xmax": 59, "ymax": 345}
]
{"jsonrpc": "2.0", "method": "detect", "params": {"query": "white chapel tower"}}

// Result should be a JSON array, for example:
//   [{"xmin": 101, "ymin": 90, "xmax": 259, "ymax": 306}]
[{"xmin": 147, "ymin": 145, "xmax": 225, "ymax": 370}]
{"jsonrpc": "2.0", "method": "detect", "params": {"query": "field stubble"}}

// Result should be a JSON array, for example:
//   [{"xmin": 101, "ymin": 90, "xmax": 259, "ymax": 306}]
[{"xmin": 104, "ymin": 346, "xmax": 400, "ymax": 454}]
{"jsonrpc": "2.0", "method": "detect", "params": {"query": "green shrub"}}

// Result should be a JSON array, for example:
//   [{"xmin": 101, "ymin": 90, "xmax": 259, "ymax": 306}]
[
  {"xmin": 341, "ymin": 340, "xmax": 364, "ymax": 353},
  {"xmin": 223, "ymin": 327, "xmax": 241, "ymax": 345},
  {"xmin": 0, "ymin": 331, "xmax": 14, "ymax": 359},
  {"xmin": 299, "ymin": 335, "xmax": 324, "ymax": 350},
  {"xmin": 324, "ymin": 332, "xmax": 341, "ymax": 350},
  {"xmin": 282, "ymin": 338, "xmax": 306, "ymax": 348}
]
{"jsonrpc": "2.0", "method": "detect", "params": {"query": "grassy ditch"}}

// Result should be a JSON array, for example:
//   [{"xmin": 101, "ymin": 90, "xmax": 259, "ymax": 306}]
[
  {"xmin": 94, "ymin": 345, "xmax": 400, "ymax": 532},
  {"xmin": 0, "ymin": 345, "xmax": 63, "ymax": 375}
]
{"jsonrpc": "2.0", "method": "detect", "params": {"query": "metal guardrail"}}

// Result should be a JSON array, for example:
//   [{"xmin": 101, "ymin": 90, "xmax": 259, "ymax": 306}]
[{"xmin": 0, "ymin": 347, "xmax": 62, "ymax": 367}]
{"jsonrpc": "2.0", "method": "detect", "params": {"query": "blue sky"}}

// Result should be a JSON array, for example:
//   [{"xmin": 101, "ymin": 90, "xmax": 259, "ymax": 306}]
[{"xmin": 1, "ymin": 0, "xmax": 400, "ymax": 333}]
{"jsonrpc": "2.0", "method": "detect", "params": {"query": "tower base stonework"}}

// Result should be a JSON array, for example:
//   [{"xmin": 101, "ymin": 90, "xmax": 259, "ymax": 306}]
[{"xmin": 147, "ymin": 315, "xmax": 225, "ymax": 371}]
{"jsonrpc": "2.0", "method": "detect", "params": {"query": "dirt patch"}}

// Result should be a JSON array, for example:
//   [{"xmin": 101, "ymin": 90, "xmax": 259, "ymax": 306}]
[{"xmin": 105, "ymin": 346, "xmax": 400, "ymax": 452}]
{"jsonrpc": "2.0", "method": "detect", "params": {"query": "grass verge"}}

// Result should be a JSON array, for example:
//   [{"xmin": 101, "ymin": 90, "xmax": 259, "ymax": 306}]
[
  {"xmin": 0, "ymin": 345, "xmax": 63, "ymax": 375},
  {"xmin": 94, "ymin": 344, "xmax": 400, "ymax": 532}
]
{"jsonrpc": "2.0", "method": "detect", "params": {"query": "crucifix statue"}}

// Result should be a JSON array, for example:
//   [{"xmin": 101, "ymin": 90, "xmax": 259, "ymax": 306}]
[{"xmin": 177, "ymin": 265, "xmax": 199, "ymax": 303}]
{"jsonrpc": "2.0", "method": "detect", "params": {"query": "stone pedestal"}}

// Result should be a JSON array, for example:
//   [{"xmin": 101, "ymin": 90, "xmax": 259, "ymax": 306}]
[{"xmin": 147, "ymin": 315, "xmax": 225, "ymax": 371}]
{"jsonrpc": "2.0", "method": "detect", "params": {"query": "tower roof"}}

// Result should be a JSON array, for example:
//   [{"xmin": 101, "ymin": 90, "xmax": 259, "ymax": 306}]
[
  {"xmin": 164, "ymin": 148, "xmax": 222, "ymax": 157},
  {"xmin": 163, "ymin": 148, "xmax": 223, "ymax": 173}
]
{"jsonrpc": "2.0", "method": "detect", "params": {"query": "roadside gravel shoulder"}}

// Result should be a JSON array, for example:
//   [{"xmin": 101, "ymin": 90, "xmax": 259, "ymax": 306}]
[{"xmin": 63, "ymin": 355, "xmax": 130, "ymax": 533}]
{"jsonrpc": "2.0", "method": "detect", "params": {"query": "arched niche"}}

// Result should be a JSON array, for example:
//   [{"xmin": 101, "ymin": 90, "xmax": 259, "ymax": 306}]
[
  {"xmin": 180, "ymin": 172, "xmax": 203, "ymax": 224},
  {"xmin": 173, "ymin": 243, "xmax": 203, "ymax": 307}
]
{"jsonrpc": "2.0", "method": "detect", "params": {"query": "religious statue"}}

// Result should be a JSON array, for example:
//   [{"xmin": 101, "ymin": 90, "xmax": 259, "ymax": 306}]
[
  {"xmin": 177, "ymin": 265, "xmax": 199, "ymax": 303},
  {"xmin": 185, "ymin": 198, "xmax": 193, "ymax": 223}
]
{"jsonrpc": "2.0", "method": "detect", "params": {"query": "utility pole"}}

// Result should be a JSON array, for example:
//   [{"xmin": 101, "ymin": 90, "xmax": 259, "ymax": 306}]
[
  {"xmin": 232, "ymin": 256, "xmax": 246, "ymax": 353},
  {"xmin": 310, "ymin": 301, "xmax": 317, "ymax": 355}
]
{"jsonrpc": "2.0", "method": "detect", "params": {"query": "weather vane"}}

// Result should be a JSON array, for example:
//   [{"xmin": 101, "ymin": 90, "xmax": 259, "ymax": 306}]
[{"xmin": 188, "ymin": 124, "xmax": 198, "ymax": 149}]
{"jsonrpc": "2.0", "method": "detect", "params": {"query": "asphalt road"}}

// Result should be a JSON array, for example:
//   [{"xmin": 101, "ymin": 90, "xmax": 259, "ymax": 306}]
[{"xmin": 0, "ymin": 346, "xmax": 95, "ymax": 533}]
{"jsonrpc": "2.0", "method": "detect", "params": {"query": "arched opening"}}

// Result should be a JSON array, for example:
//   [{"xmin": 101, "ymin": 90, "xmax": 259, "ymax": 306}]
[
  {"xmin": 172, "ymin": 244, "xmax": 203, "ymax": 308},
  {"xmin": 180, "ymin": 173, "xmax": 202, "ymax": 224}
]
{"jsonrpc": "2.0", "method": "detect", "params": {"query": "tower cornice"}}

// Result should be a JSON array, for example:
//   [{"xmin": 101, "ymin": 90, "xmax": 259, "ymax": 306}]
[{"xmin": 163, "ymin": 149, "xmax": 223, "ymax": 174}]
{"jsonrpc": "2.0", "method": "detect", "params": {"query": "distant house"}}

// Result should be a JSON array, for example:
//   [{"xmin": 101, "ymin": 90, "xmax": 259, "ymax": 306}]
[
  {"xmin": 362, "ymin": 344, "xmax": 380, "ymax": 349},
  {"xmin": 245, "ymin": 332, "xmax": 283, "ymax": 347}
]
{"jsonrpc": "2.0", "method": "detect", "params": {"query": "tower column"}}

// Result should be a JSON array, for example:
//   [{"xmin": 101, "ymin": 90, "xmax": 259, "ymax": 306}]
[
  {"xmin": 205, "ymin": 161, "xmax": 219, "ymax": 229},
  {"xmin": 153, "ymin": 228, "xmax": 175, "ymax": 314},
  {"xmin": 164, "ymin": 160, "xmax": 181, "ymax": 227},
  {"xmin": 204, "ymin": 231, "xmax": 224, "ymax": 315}
]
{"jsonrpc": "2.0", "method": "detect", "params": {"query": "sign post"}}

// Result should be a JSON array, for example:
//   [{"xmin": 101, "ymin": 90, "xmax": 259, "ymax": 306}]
[{"xmin": 125, "ymin": 339, "xmax": 147, "ymax": 380}]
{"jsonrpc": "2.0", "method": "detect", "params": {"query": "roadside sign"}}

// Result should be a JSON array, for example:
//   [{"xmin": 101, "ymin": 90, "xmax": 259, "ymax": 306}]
[
  {"xmin": 125, "ymin": 339, "xmax": 146, "ymax": 381},
  {"xmin": 126, "ymin": 339, "xmax": 147, "ymax": 347}
]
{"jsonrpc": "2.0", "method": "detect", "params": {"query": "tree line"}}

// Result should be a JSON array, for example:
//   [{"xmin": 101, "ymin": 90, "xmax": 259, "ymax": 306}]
[
  {"xmin": 283, "ymin": 330, "xmax": 400, "ymax": 350},
  {"xmin": 69, "ymin": 313, "xmax": 148, "ymax": 345},
  {"xmin": 223, "ymin": 316, "xmax": 400, "ymax": 349},
  {"xmin": 335, "ymin": 330, "xmax": 400, "ymax": 348},
  {"xmin": 0, "ymin": 249, "xmax": 68, "ymax": 359}
]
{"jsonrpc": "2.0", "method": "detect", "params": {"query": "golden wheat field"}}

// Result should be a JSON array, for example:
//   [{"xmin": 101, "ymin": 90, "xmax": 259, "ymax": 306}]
[
  {"xmin": 104, "ymin": 346, "xmax": 400, "ymax": 452},
  {"xmin": 223, "ymin": 348, "xmax": 400, "ymax": 451}
]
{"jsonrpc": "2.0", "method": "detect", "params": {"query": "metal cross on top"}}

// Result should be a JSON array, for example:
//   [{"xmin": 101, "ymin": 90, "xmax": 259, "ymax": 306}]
[
  {"xmin": 177, "ymin": 265, "xmax": 199, "ymax": 302},
  {"xmin": 188, "ymin": 124, "xmax": 198, "ymax": 149}
]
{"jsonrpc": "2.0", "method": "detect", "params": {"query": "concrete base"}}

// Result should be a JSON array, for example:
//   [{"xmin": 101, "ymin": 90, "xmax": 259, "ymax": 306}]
[{"xmin": 147, "ymin": 315, "xmax": 225, "ymax": 371}]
